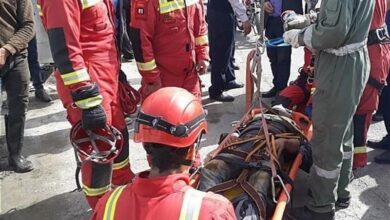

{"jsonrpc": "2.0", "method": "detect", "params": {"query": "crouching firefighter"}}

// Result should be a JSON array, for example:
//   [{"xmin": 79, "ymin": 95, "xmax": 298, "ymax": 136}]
[
  {"xmin": 92, "ymin": 87, "xmax": 236, "ymax": 220},
  {"xmin": 38, "ymin": 0, "xmax": 134, "ymax": 209}
]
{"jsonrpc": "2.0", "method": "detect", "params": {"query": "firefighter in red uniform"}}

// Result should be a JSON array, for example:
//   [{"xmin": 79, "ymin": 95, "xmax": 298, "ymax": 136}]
[
  {"xmin": 92, "ymin": 87, "xmax": 236, "ymax": 220},
  {"xmin": 129, "ymin": 0, "xmax": 209, "ymax": 100},
  {"xmin": 353, "ymin": 0, "xmax": 390, "ymax": 169},
  {"xmin": 38, "ymin": 0, "xmax": 134, "ymax": 208}
]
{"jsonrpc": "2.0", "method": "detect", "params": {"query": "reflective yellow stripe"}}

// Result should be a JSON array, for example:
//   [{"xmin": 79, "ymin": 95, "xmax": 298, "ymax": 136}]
[
  {"xmin": 159, "ymin": 0, "xmax": 197, "ymax": 14},
  {"xmin": 113, "ymin": 157, "xmax": 129, "ymax": 170},
  {"xmin": 136, "ymin": 59, "xmax": 157, "ymax": 71},
  {"xmin": 80, "ymin": 0, "xmax": 102, "ymax": 9},
  {"xmin": 103, "ymin": 186, "xmax": 126, "ymax": 220},
  {"xmin": 61, "ymin": 68, "xmax": 90, "ymax": 86},
  {"xmin": 354, "ymin": 146, "xmax": 367, "ymax": 154},
  {"xmin": 74, "ymin": 95, "xmax": 103, "ymax": 109},
  {"xmin": 83, "ymin": 184, "xmax": 111, "ymax": 197},
  {"xmin": 37, "ymin": 4, "xmax": 43, "ymax": 16},
  {"xmin": 195, "ymin": 35, "xmax": 208, "ymax": 46},
  {"xmin": 179, "ymin": 188, "xmax": 205, "ymax": 220}
]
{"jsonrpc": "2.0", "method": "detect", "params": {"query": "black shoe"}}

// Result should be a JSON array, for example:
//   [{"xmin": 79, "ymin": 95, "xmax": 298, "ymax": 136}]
[
  {"xmin": 122, "ymin": 53, "xmax": 134, "ymax": 62},
  {"xmin": 224, "ymin": 81, "xmax": 244, "ymax": 91},
  {"xmin": 209, "ymin": 93, "xmax": 234, "ymax": 102},
  {"xmin": 288, "ymin": 206, "xmax": 335, "ymax": 220},
  {"xmin": 9, "ymin": 155, "xmax": 34, "ymax": 173},
  {"xmin": 35, "ymin": 88, "xmax": 53, "ymax": 102},
  {"xmin": 374, "ymin": 151, "xmax": 390, "ymax": 164},
  {"xmin": 372, "ymin": 112, "xmax": 384, "ymax": 122},
  {"xmin": 367, "ymin": 135, "xmax": 390, "ymax": 150},
  {"xmin": 261, "ymin": 87, "xmax": 278, "ymax": 98},
  {"xmin": 336, "ymin": 197, "xmax": 351, "ymax": 209},
  {"xmin": 232, "ymin": 63, "xmax": 240, "ymax": 70}
]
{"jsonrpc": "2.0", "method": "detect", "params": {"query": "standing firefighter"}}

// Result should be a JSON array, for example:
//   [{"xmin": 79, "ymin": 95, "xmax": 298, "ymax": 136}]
[
  {"xmin": 353, "ymin": 0, "xmax": 390, "ymax": 169},
  {"xmin": 129, "ymin": 0, "xmax": 209, "ymax": 100},
  {"xmin": 283, "ymin": 0, "xmax": 374, "ymax": 219},
  {"xmin": 38, "ymin": 0, "xmax": 134, "ymax": 208},
  {"xmin": 92, "ymin": 87, "xmax": 236, "ymax": 220}
]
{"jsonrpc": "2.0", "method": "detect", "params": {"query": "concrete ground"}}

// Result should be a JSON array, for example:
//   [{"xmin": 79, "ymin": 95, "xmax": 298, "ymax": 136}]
[{"xmin": 0, "ymin": 32, "xmax": 389, "ymax": 220}]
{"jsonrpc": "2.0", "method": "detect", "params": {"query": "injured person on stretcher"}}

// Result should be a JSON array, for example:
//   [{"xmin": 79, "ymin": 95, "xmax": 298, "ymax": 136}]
[{"xmin": 196, "ymin": 108, "xmax": 313, "ymax": 220}]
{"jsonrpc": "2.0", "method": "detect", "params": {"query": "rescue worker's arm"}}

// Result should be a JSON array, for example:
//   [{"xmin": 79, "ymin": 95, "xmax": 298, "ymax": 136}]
[
  {"xmin": 2, "ymin": 0, "xmax": 35, "ymax": 55},
  {"xmin": 129, "ymin": 0, "xmax": 160, "ymax": 84},
  {"xmin": 91, "ymin": 191, "xmax": 112, "ymax": 220},
  {"xmin": 194, "ymin": 0, "xmax": 209, "ymax": 74}
]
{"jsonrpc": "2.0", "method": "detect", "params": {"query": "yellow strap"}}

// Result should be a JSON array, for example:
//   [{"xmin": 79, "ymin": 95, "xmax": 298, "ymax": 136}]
[
  {"xmin": 61, "ymin": 68, "xmax": 90, "ymax": 86},
  {"xmin": 83, "ymin": 184, "xmax": 111, "ymax": 197},
  {"xmin": 103, "ymin": 186, "xmax": 126, "ymax": 220},
  {"xmin": 354, "ymin": 146, "xmax": 367, "ymax": 154},
  {"xmin": 179, "ymin": 188, "xmax": 206, "ymax": 220},
  {"xmin": 74, "ymin": 95, "xmax": 103, "ymax": 109},
  {"xmin": 136, "ymin": 59, "xmax": 157, "ymax": 71},
  {"xmin": 113, "ymin": 157, "xmax": 129, "ymax": 170},
  {"xmin": 80, "ymin": 0, "xmax": 102, "ymax": 9},
  {"xmin": 195, "ymin": 35, "xmax": 208, "ymax": 46}
]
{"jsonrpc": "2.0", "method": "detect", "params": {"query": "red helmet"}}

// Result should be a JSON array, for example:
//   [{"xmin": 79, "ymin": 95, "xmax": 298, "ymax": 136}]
[
  {"xmin": 134, "ymin": 87, "xmax": 207, "ymax": 148},
  {"xmin": 70, "ymin": 122, "xmax": 123, "ymax": 163}
]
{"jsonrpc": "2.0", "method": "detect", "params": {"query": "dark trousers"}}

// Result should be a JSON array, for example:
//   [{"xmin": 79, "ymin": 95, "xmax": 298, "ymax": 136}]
[
  {"xmin": 1, "ymin": 55, "xmax": 30, "ymax": 157},
  {"xmin": 28, "ymin": 36, "xmax": 44, "ymax": 90},
  {"xmin": 208, "ymin": 8, "xmax": 236, "ymax": 96},
  {"xmin": 265, "ymin": 16, "xmax": 292, "ymax": 91},
  {"xmin": 380, "ymin": 75, "xmax": 390, "ymax": 133}
]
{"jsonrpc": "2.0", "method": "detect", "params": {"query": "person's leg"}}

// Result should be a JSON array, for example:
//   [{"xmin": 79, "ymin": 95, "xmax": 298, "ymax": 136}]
[
  {"xmin": 4, "ymin": 55, "xmax": 32, "ymax": 173},
  {"xmin": 275, "ymin": 46, "xmax": 292, "ymax": 91},
  {"xmin": 383, "ymin": 75, "xmax": 390, "ymax": 133},
  {"xmin": 336, "ymin": 124, "xmax": 353, "ymax": 206}
]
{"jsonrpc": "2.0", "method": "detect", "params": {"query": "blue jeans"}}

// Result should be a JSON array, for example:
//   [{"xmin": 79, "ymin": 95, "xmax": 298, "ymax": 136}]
[{"xmin": 27, "ymin": 36, "xmax": 44, "ymax": 90}]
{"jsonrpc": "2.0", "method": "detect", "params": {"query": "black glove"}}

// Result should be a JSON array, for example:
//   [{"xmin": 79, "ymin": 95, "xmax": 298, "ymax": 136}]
[
  {"xmin": 299, "ymin": 140, "xmax": 313, "ymax": 173},
  {"xmin": 82, "ymin": 105, "xmax": 107, "ymax": 130}
]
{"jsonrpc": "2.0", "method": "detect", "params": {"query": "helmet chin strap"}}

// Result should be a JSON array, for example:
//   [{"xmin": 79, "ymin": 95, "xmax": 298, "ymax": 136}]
[{"xmin": 181, "ymin": 133, "xmax": 204, "ymax": 167}]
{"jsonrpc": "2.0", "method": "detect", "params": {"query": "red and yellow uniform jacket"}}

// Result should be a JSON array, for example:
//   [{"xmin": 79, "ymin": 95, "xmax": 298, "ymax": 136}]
[
  {"xmin": 129, "ymin": 0, "xmax": 209, "ymax": 83},
  {"xmin": 92, "ymin": 172, "xmax": 236, "ymax": 220}
]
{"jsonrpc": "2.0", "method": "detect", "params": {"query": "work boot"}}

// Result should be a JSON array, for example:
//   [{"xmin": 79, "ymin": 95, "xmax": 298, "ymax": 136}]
[
  {"xmin": 374, "ymin": 150, "xmax": 390, "ymax": 164},
  {"xmin": 335, "ymin": 197, "xmax": 351, "ymax": 209},
  {"xmin": 224, "ymin": 81, "xmax": 244, "ymax": 91},
  {"xmin": 353, "ymin": 153, "xmax": 368, "ymax": 169},
  {"xmin": 372, "ymin": 112, "xmax": 383, "ymax": 122},
  {"xmin": 288, "ymin": 206, "xmax": 335, "ymax": 220},
  {"xmin": 9, "ymin": 155, "xmax": 33, "ymax": 173},
  {"xmin": 35, "ymin": 88, "xmax": 52, "ymax": 102},
  {"xmin": 209, "ymin": 93, "xmax": 234, "ymax": 102},
  {"xmin": 261, "ymin": 87, "xmax": 278, "ymax": 98},
  {"xmin": 367, "ymin": 135, "xmax": 390, "ymax": 149}
]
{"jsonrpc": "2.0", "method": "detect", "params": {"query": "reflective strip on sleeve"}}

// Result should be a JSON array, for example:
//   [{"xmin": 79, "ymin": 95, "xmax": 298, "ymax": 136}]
[
  {"xmin": 354, "ymin": 146, "xmax": 367, "ymax": 154},
  {"xmin": 343, "ymin": 151, "xmax": 353, "ymax": 160},
  {"xmin": 195, "ymin": 35, "xmax": 208, "ymax": 46},
  {"xmin": 37, "ymin": 4, "xmax": 43, "ymax": 16},
  {"xmin": 313, "ymin": 164, "xmax": 340, "ymax": 180},
  {"xmin": 159, "ymin": 0, "xmax": 197, "ymax": 14},
  {"xmin": 80, "ymin": 0, "xmax": 102, "ymax": 9},
  {"xmin": 136, "ymin": 59, "xmax": 157, "ymax": 71},
  {"xmin": 74, "ymin": 95, "xmax": 103, "ymax": 109},
  {"xmin": 113, "ymin": 157, "xmax": 130, "ymax": 170},
  {"xmin": 179, "ymin": 188, "xmax": 206, "ymax": 220},
  {"xmin": 61, "ymin": 68, "xmax": 90, "ymax": 86},
  {"xmin": 103, "ymin": 186, "xmax": 126, "ymax": 220},
  {"xmin": 83, "ymin": 184, "xmax": 111, "ymax": 197}
]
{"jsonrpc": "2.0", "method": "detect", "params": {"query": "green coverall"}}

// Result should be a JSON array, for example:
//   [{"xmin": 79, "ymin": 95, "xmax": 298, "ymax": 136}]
[{"xmin": 300, "ymin": 0, "xmax": 374, "ymax": 213}]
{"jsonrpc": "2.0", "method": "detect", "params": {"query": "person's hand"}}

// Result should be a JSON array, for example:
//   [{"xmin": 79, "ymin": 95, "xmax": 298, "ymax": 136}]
[
  {"xmin": 196, "ymin": 60, "xmax": 209, "ymax": 75},
  {"xmin": 81, "ymin": 105, "xmax": 107, "ymax": 130},
  {"xmin": 264, "ymin": 2, "xmax": 274, "ymax": 14},
  {"xmin": 141, "ymin": 78, "xmax": 162, "ymax": 98},
  {"xmin": 0, "ymin": 48, "xmax": 10, "ymax": 69},
  {"xmin": 242, "ymin": 20, "xmax": 252, "ymax": 35},
  {"xmin": 283, "ymin": 29, "xmax": 303, "ymax": 48}
]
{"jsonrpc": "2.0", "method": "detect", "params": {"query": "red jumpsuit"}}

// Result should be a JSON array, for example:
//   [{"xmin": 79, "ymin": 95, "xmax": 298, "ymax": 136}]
[
  {"xmin": 92, "ymin": 172, "xmax": 236, "ymax": 220},
  {"xmin": 38, "ymin": 0, "xmax": 134, "ymax": 208},
  {"xmin": 129, "ymin": 0, "xmax": 209, "ymax": 99},
  {"xmin": 353, "ymin": 0, "xmax": 390, "ymax": 169},
  {"xmin": 274, "ymin": 48, "xmax": 315, "ymax": 116}
]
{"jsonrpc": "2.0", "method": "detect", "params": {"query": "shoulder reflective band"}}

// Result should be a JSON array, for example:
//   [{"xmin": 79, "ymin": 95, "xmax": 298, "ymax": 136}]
[
  {"xmin": 74, "ymin": 94, "xmax": 103, "ymax": 109},
  {"xmin": 195, "ymin": 36, "xmax": 208, "ymax": 46},
  {"xmin": 37, "ymin": 4, "xmax": 43, "ymax": 16},
  {"xmin": 179, "ymin": 188, "xmax": 206, "ymax": 220},
  {"xmin": 136, "ymin": 59, "xmax": 157, "ymax": 71},
  {"xmin": 159, "ymin": 0, "xmax": 197, "ymax": 14},
  {"xmin": 83, "ymin": 184, "xmax": 111, "ymax": 197},
  {"xmin": 103, "ymin": 185, "xmax": 126, "ymax": 220},
  {"xmin": 80, "ymin": 0, "xmax": 102, "ymax": 9},
  {"xmin": 61, "ymin": 68, "xmax": 90, "ymax": 86}
]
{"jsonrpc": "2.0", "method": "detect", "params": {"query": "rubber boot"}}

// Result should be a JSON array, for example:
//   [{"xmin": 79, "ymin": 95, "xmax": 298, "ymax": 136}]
[{"xmin": 5, "ymin": 114, "xmax": 34, "ymax": 173}]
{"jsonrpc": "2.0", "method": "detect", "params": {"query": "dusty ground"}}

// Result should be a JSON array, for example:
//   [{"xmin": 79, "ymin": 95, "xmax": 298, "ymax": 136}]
[{"xmin": 0, "ymin": 32, "xmax": 389, "ymax": 220}]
